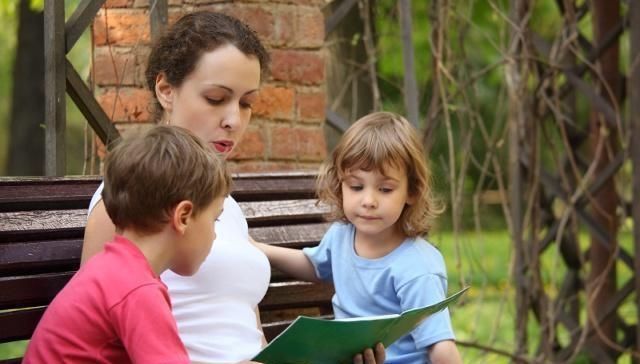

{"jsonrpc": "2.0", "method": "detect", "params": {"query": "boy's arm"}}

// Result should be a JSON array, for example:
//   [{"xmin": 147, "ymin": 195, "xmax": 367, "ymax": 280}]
[
  {"xmin": 116, "ymin": 285, "xmax": 190, "ymax": 363},
  {"xmin": 253, "ymin": 239, "xmax": 320, "ymax": 282},
  {"xmin": 428, "ymin": 340, "xmax": 462, "ymax": 364}
]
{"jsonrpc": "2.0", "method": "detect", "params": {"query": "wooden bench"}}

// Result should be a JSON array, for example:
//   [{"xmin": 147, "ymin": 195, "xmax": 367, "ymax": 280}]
[{"xmin": 0, "ymin": 172, "xmax": 334, "ymax": 363}]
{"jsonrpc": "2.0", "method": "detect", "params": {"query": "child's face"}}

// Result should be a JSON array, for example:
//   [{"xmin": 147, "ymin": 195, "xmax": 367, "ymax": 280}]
[
  {"xmin": 173, "ymin": 196, "xmax": 225, "ymax": 276},
  {"xmin": 341, "ymin": 165, "xmax": 413, "ymax": 243}
]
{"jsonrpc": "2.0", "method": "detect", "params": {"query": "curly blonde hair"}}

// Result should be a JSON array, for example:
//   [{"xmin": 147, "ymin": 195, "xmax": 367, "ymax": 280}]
[{"xmin": 317, "ymin": 112, "xmax": 443, "ymax": 237}]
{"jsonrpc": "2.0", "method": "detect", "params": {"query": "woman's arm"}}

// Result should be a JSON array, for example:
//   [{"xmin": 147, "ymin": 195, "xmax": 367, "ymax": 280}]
[
  {"xmin": 255, "ymin": 307, "xmax": 267, "ymax": 347},
  {"xmin": 81, "ymin": 200, "xmax": 116, "ymax": 265},
  {"xmin": 254, "ymin": 242, "xmax": 319, "ymax": 283}
]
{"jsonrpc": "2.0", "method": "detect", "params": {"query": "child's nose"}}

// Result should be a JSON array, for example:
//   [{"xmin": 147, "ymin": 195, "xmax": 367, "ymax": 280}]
[{"xmin": 361, "ymin": 190, "xmax": 378, "ymax": 208}]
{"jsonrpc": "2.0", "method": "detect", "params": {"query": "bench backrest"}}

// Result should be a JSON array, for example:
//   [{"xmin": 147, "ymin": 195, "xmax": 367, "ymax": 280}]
[{"xmin": 0, "ymin": 172, "xmax": 333, "ymax": 363}]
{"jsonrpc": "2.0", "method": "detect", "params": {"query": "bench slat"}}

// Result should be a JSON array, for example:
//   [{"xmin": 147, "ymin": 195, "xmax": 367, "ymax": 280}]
[
  {"xmin": 0, "ymin": 172, "xmax": 317, "ymax": 212},
  {"xmin": 0, "ymin": 200, "xmax": 328, "ymax": 241},
  {"xmin": 250, "ymin": 222, "xmax": 329, "ymax": 248},
  {"xmin": 260, "ymin": 281, "xmax": 334, "ymax": 310},
  {"xmin": 0, "ymin": 239, "xmax": 80, "ymax": 274},
  {"xmin": 0, "ymin": 307, "xmax": 45, "ymax": 342},
  {"xmin": 262, "ymin": 315, "xmax": 334, "ymax": 342},
  {"xmin": 0, "ymin": 222, "xmax": 330, "ymax": 275},
  {"xmin": 0, "ymin": 273, "xmax": 73, "ymax": 309}
]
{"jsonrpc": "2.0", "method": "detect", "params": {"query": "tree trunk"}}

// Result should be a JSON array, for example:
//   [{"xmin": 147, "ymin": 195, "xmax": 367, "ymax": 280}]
[
  {"xmin": 587, "ymin": 0, "xmax": 621, "ymax": 360},
  {"xmin": 7, "ymin": 0, "xmax": 45, "ymax": 176}
]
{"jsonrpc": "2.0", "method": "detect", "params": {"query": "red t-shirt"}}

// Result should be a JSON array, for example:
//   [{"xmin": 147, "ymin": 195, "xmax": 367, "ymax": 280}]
[{"xmin": 23, "ymin": 235, "xmax": 190, "ymax": 364}]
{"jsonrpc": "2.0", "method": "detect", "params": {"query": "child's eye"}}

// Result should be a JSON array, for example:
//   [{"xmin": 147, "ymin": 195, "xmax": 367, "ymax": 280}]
[
  {"xmin": 380, "ymin": 187, "xmax": 394, "ymax": 193},
  {"xmin": 349, "ymin": 185, "xmax": 363, "ymax": 191}
]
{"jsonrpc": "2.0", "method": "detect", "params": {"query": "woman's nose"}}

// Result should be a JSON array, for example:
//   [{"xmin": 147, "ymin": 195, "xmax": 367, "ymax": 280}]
[{"xmin": 220, "ymin": 102, "xmax": 242, "ymax": 130}]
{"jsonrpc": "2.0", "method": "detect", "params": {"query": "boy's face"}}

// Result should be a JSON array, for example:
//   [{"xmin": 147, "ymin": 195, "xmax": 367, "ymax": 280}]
[
  {"xmin": 341, "ymin": 165, "xmax": 412, "ymax": 244},
  {"xmin": 172, "ymin": 196, "xmax": 225, "ymax": 276}
]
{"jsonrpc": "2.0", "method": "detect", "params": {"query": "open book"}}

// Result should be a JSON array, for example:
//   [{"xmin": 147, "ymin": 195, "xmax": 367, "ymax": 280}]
[{"xmin": 252, "ymin": 287, "xmax": 469, "ymax": 364}]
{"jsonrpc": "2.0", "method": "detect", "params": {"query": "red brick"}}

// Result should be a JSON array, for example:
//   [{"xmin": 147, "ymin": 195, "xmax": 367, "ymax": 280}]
[
  {"xmin": 270, "ymin": 0, "xmax": 325, "ymax": 5},
  {"xmin": 97, "ymin": 87, "xmax": 152, "ymax": 123},
  {"xmin": 273, "ymin": 7, "xmax": 296, "ymax": 47},
  {"xmin": 253, "ymin": 86, "xmax": 295, "ymax": 119},
  {"xmin": 93, "ymin": 46, "xmax": 147, "ymax": 87},
  {"xmin": 203, "ymin": 5, "xmax": 274, "ymax": 43},
  {"xmin": 134, "ymin": 0, "xmax": 182, "ymax": 6},
  {"xmin": 270, "ymin": 125, "xmax": 298, "ymax": 160},
  {"xmin": 271, "ymin": 50, "xmax": 324, "ymax": 85},
  {"xmin": 229, "ymin": 161, "xmax": 300, "ymax": 173},
  {"xmin": 295, "ymin": 7, "xmax": 324, "ymax": 47},
  {"xmin": 297, "ymin": 91, "xmax": 325, "ymax": 121},
  {"xmin": 94, "ymin": 9, "xmax": 150, "ymax": 46},
  {"xmin": 295, "ymin": 127, "xmax": 326, "ymax": 161},
  {"xmin": 270, "ymin": 125, "xmax": 326, "ymax": 161},
  {"xmin": 229, "ymin": 127, "xmax": 266, "ymax": 160},
  {"xmin": 106, "ymin": 0, "xmax": 131, "ymax": 7}
]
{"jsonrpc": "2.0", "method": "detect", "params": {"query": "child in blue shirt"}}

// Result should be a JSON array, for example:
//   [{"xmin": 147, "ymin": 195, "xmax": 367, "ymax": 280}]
[{"xmin": 258, "ymin": 112, "xmax": 461, "ymax": 364}]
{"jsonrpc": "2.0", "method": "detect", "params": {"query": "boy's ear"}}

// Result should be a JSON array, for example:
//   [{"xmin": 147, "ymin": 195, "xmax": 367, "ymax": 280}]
[
  {"xmin": 172, "ymin": 200, "xmax": 194, "ymax": 235},
  {"xmin": 155, "ymin": 72, "xmax": 174, "ymax": 112}
]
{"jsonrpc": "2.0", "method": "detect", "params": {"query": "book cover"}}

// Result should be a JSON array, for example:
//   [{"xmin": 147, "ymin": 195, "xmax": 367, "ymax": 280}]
[{"xmin": 253, "ymin": 287, "xmax": 469, "ymax": 364}]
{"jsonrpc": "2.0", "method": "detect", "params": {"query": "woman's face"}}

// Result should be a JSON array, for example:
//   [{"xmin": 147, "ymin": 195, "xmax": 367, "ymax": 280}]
[{"xmin": 156, "ymin": 44, "xmax": 262, "ymax": 159}]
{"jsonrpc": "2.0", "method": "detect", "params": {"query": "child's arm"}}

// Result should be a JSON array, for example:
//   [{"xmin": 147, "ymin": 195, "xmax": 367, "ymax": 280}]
[
  {"xmin": 428, "ymin": 340, "xmax": 462, "ymax": 364},
  {"xmin": 254, "ymin": 240, "xmax": 320, "ymax": 282}
]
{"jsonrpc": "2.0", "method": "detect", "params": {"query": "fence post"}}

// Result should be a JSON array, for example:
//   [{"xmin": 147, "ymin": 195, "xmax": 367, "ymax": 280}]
[{"xmin": 44, "ymin": 0, "xmax": 66, "ymax": 176}]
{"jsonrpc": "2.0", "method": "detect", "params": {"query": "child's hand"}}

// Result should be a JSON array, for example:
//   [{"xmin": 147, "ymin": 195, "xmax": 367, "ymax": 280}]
[{"xmin": 352, "ymin": 342, "xmax": 385, "ymax": 364}]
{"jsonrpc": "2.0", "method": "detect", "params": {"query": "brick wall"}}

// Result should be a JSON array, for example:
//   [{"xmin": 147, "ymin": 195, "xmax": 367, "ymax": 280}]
[{"xmin": 93, "ymin": 0, "xmax": 327, "ymax": 172}]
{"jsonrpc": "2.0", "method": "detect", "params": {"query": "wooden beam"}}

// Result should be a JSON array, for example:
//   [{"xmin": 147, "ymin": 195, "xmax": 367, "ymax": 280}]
[
  {"xmin": 324, "ymin": 0, "xmax": 357, "ymax": 38},
  {"xmin": 149, "ymin": 0, "xmax": 168, "ymax": 41},
  {"xmin": 398, "ymin": 0, "xmax": 420, "ymax": 126},
  {"xmin": 65, "ymin": 59, "xmax": 120, "ymax": 146},
  {"xmin": 65, "ymin": 0, "xmax": 106, "ymax": 53},
  {"xmin": 44, "ymin": 1, "xmax": 66, "ymax": 176},
  {"xmin": 630, "ymin": 0, "xmax": 640, "ymax": 358}
]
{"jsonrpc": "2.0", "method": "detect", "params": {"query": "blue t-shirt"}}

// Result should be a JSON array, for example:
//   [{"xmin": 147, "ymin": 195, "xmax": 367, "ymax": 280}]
[{"xmin": 303, "ymin": 222, "xmax": 455, "ymax": 364}]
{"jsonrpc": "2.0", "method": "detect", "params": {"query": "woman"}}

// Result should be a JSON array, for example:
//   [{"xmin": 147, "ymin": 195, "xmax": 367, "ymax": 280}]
[{"xmin": 82, "ymin": 11, "xmax": 384, "ymax": 364}]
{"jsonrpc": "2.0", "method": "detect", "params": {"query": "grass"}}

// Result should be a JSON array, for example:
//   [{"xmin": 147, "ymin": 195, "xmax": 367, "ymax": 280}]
[{"xmin": 432, "ymin": 227, "xmax": 635, "ymax": 363}]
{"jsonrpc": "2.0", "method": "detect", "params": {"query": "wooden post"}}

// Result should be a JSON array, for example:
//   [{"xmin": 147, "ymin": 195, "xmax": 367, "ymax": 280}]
[
  {"xmin": 630, "ymin": 0, "xmax": 640, "ymax": 360},
  {"xmin": 587, "ymin": 0, "xmax": 621, "ymax": 359},
  {"xmin": 44, "ymin": 0, "xmax": 66, "ymax": 176},
  {"xmin": 150, "ymin": 0, "xmax": 168, "ymax": 41},
  {"xmin": 507, "ymin": 0, "xmax": 530, "ymax": 360},
  {"xmin": 398, "ymin": 0, "xmax": 419, "ymax": 127}
]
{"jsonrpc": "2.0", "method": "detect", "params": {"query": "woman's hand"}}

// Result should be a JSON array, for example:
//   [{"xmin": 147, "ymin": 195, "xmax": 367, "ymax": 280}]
[{"xmin": 352, "ymin": 342, "xmax": 385, "ymax": 364}]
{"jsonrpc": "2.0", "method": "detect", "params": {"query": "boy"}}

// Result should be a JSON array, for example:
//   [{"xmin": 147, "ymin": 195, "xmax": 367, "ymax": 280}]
[{"xmin": 23, "ymin": 126, "xmax": 231, "ymax": 363}]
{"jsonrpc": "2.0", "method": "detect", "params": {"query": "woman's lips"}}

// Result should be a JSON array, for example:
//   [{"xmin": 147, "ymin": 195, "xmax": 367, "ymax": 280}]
[{"xmin": 212, "ymin": 141, "xmax": 233, "ymax": 153}]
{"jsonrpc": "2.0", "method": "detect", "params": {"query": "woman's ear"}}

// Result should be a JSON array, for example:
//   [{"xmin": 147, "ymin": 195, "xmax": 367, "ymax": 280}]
[
  {"xmin": 171, "ymin": 200, "xmax": 194, "ymax": 235},
  {"xmin": 155, "ymin": 72, "xmax": 174, "ymax": 112}
]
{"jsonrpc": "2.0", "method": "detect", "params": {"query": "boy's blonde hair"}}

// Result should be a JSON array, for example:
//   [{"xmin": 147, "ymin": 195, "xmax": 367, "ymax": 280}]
[
  {"xmin": 103, "ymin": 125, "xmax": 232, "ymax": 234},
  {"xmin": 317, "ymin": 112, "xmax": 442, "ymax": 237}
]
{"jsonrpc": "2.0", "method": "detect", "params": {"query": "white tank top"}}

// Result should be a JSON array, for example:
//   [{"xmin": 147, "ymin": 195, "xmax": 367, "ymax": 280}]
[{"xmin": 89, "ymin": 185, "xmax": 271, "ymax": 362}]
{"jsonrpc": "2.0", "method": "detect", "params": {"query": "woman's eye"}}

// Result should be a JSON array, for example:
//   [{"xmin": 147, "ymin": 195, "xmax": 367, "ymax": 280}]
[
  {"xmin": 240, "ymin": 101, "xmax": 253, "ymax": 110},
  {"xmin": 349, "ymin": 185, "xmax": 363, "ymax": 191},
  {"xmin": 206, "ymin": 97, "xmax": 224, "ymax": 105}
]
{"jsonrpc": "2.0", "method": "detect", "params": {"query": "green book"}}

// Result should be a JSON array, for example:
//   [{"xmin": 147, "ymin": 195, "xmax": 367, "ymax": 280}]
[{"xmin": 253, "ymin": 287, "xmax": 469, "ymax": 364}]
